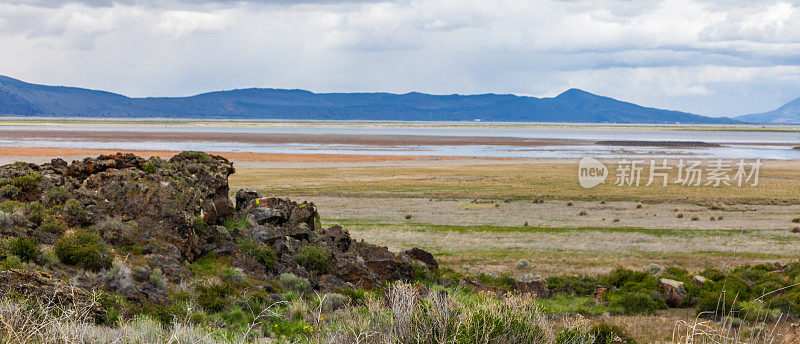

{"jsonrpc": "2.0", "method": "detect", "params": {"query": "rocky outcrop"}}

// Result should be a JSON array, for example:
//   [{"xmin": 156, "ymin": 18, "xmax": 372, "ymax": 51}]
[
  {"xmin": 0, "ymin": 151, "xmax": 439, "ymax": 310},
  {"xmin": 238, "ymin": 190, "xmax": 421, "ymax": 290},
  {"xmin": 658, "ymin": 278, "xmax": 687, "ymax": 307},
  {"xmin": 0, "ymin": 152, "xmax": 236, "ymax": 272}
]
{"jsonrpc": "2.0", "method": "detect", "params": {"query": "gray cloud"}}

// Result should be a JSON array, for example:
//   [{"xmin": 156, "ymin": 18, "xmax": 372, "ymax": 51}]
[{"xmin": 2, "ymin": 0, "xmax": 800, "ymax": 117}]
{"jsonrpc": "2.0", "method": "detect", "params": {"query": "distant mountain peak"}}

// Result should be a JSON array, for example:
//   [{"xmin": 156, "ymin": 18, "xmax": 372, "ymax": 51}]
[
  {"xmin": 737, "ymin": 96, "xmax": 800, "ymax": 124},
  {"xmin": 556, "ymin": 88, "xmax": 595, "ymax": 98}
]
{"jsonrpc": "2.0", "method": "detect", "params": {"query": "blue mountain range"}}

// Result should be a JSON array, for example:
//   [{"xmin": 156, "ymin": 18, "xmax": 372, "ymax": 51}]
[{"xmin": 0, "ymin": 75, "xmax": 740, "ymax": 124}]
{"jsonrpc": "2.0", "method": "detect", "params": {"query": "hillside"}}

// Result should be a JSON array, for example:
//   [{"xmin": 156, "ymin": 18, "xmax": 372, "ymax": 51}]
[
  {"xmin": 0, "ymin": 75, "xmax": 738, "ymax": 124},
  {"xmin": 737, "ymin": 97, "xmax": 800, "ymax": 124}
]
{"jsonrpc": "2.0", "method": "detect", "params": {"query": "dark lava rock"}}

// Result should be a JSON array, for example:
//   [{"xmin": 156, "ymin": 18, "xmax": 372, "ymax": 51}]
[{"xmin": 403, "ymin": 247, "xmax": 438, "ymax": 270}]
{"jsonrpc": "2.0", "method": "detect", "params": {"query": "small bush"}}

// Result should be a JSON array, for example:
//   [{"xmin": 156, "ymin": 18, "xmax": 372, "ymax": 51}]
[
  {"xmin": 635, "ymin": 203, "xmax": 643, "ymax": 209},
  {"xmin": 5, "ymin": 173, "xmax": 42, "ymax": 193},
  {"xmin": 404, "ymin": 214, "xmax": 412, "ymax": 220},
  {"xmin": 279, "ymin": 273, "xmax": 310, "ymax": 293},
  {"xmin": 566, "ymin": 201, "xmax": 574, "ymax": 207},
  {"xmin": 578, "ymin": 210, "xmax": 588, "ymax": 216},
  {"xmin": 645, "ymin": 263, "xmax": 663, "ymax": 276},
  {"xmin": 0, "ymin": 255, "xmax": 24, "ymax": 270},
  {"xmin": 237, "ymin": 238, "xmax": 276, "ymax": 270},
  {"xmin": 54, "ymin": 230, "xmax": 113, "ymax": 271},
  {"xmin": 792, "ymin": 217, "xmax": 800, "ymax": 223},
  {"xmin": 591, "ymin": 322, "xmax": 637, "ymax": 344},
  {"xmin": 61, "ymin": 199, "xmax": 90, "ymax": 226},
  {"xmin": 607, "ymin": 291, "xmax": 663, "ymax": 315},
  {"xmin": 141, "ymin": 162, "xmax": 157, "ymax": 174},
  {"xmin": 677, "ymin": 213, "xmax": 684, "ymax": 218},
  {"xmin": 691, "ymin": 216, "xmax": 700, "ymax": 221},
  {"xmin": 295, "ymin": 245, "xmax": 330, "ymax": 275},
  {"xmin": 515, "ymin": 259, "xmax": 531, "ymax": 269},
  {"xmin": 196, "ymin": 283, "xmax": 237, "ymax": 313},
  {"xmin": 43, "ymin": 187, "xmax": 71, "ymax": 205},
  {"xmin": 9, "ymin": 237, "xmax": 39, "ymax": 263},
  {"xmin": 39, "ymin": 216, "xmax": 68, "ymax": 234},
  {"xmin": 792, "ymin": 227, "xmax": 800, "ymax": 234}
]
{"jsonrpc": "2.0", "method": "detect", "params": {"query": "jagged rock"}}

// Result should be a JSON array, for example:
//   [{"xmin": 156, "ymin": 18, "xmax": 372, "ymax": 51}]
[
  {"xmin": 318, "ymin": 274, "xmax": 353, "ymax": 292},
  {"xmin": 236, "ymin": 189, "xmax": 261, "ymax": 211},
  {"xmin": 323, "ymin": 225, "xmax": 351, "ymax": 252},
  {"xmin": 658, "ymin": 278, "xmax": 687, "ymax": 307},
  {"xmin": 331, "ymin": 257, "xmax": 382, "ymax": 289},
  {"xmin": 353, "ymin": 242, "xmax": 413, "ymax": 282},
  {"xmin": 403, "ymin": 247, "xmax": 438, "ymax": 270},
  {"xmin": 691, "ymin": 275, "xmax": 707, "ymax": 287},
  {"xmin": 251, "ymin": 225, "xmax": 283, "ymax": 244}
]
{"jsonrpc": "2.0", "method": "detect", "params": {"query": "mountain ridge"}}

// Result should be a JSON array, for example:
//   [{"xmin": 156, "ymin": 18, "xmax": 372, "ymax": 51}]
[
  {"xmin": 737, "ymin": 97, "xmax": 800, "ymax": 124},
  {"xmin": 0, "ymin": 75, "xmax": 739, "ymax": 124}
]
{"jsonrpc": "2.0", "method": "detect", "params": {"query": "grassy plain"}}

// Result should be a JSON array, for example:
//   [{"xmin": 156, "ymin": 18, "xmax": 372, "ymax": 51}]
[{"xmin": 230, "ymin": 160, "xmax": 800, "ymax": 277}]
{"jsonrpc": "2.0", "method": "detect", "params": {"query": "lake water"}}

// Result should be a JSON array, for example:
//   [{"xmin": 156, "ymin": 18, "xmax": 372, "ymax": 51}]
[{"xmin": 3, "ymin": 124, "xmax": 800, "ymax": 159}]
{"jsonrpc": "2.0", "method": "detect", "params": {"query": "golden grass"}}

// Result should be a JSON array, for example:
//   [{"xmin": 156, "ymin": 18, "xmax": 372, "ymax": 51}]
[{"xmin": 230, "ymin": 161, "xmax": 800, "ymax": 203}]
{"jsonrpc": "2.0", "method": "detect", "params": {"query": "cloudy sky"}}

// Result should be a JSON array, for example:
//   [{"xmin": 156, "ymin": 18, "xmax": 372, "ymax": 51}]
[{"xmin": 2, "ymin": 0, "xmax": 800, "ymax": 117}]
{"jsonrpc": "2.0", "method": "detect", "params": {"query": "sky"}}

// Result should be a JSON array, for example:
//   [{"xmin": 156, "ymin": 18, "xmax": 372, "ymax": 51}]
[{"xmin": 2, "ymin": 0, "xmax": 800, "ymax": 117}]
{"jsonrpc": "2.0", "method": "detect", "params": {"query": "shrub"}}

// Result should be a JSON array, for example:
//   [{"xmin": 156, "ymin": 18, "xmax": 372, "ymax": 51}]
[
  {"xmin": 196, "ymin": 283, "xmax": 236, "ymax": 313},
  {"xmin": 295, "ymin": 245, "xmax": 330, "ymax": 274},
  {"xmin": 141, "ymin": 162, "xmax": 157, "ymax": 174},
  {"xmin": 237, "ymin": 238, "xmax": 276, "ymax": 270},
  {"xmin": 645, "ymin": 263, "xmax": 663, "ymax": 276},
  {"xmin": 695, "ymin": 291, "xmax": 741, "ymax": 317},
  {"xmin": 54, "ymin": 230, "xmax": 113, "ymax": 271},
  {"xmin": 578, "ymin": 210, "xmax": 588, "ymax": 216},
  {"xmin": 793, "ymin": 217, "xmax": 800, "ymax": 223},
  {"xmin": 515, "ymin": 259, "xmax": 531, "ymax": 269},
  {"xmin": 554, "ymin": 327, "xmax": 593, "ymax": 344},
  {"xmin": 546, "ymin": 275, "xmax": 598, "ymax": 296},
  {"xmin": 677, "ymin": 213, "xmax": 684, "ymax": 218},
  {"xmin": 25, "ymin": 202, "xmax": 45, "ymax": 226},
  {"xmin": 0, "ymin": 185, "xmax": 20, "ymax": 199},
  {"xmin": 43, "ymin": 187, "xmax": 72, "ymax": 205},
  {"xmin": 96, "ymin": 219, "xmax": 139, "ymax": 247},
  {"xmin": 6, "ymin": 173, "xmax": 42, "ymax": 193},
  {"xmin": 9, "ymin": 237, "xmax": 39, "ymax": 263},
  {"xmin": 279, "ymin": 273, "xmax": 310, "ymax": 293},
  {"xmin": 0, "ymin": 254, "xmax": 24, "ymax": 270},
  {"xmin": 39, "ymin": 216, "xmax": 68, "ymax": 235},
  {"xmin": 61, "ymin": 199, "xmax": 90, "ymax": 226},
  {"xmin": 591, "ymin": 322, "xmax": 637, "ymax": 344},
  {"xmin": 793, "ymin": 227, "xmax": 800, "ymax": 234},
  {"xmin": 691, "ymin": 215, "xmax": 700, "ymax": 221},
  {"xmin": 607, "ymin": 291, "xmax": 664, "ymax": 315}
]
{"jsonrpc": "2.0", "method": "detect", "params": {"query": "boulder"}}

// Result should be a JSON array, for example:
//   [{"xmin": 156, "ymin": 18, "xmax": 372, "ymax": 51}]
[
  {"xmin": 691, "ymin": 275, "xmax": 707, "ymax": 287},
  {"xmin": 318, "ymin": 274, "xmax": 354, "ymax": 292},
  {"xmin": 403, "ymin": 247, "xmax": 438, "ymax": 270},
  {"xmin": 512, "ymin": 279, "xmax": 549, "ymax": 297},
  {"xmin": 658, "ymin": 278, "xmax": 687, "ymax": 307}
]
